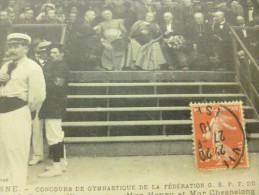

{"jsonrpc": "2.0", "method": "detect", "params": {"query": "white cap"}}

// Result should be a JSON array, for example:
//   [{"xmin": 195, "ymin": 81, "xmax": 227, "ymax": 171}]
[{"xmin": 7, "ymin": 33, "xmax": 32, "ymax": 44}]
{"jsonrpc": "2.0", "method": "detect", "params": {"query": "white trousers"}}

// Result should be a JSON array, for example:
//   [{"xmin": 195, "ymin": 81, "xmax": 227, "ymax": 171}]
[
  {"xmin": 0, "ymin": 106, "xmax": 32, "ymax": 186},
  {"xmin": 45, "ymin": 119, "xmax": 64, "ymax": 146},
  {"xmin": 31, "ymin": 107, "xmax": 44, "ymax": 159}
]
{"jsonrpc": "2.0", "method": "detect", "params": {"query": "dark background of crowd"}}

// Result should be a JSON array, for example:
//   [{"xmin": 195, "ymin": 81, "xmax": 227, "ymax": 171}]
[{"xmin": 0, "ymin": 0, "xmax": 259, "ymax": 71}]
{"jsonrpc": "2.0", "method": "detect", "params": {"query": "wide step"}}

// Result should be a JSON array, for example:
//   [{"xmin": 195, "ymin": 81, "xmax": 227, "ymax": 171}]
[
  {"xmin": 64, "ymin": 71, "xmax": 259, "ymax": 156},
  {"xmin": 68, "ymin": 94, "xmax": 245, "ymax": 99}
]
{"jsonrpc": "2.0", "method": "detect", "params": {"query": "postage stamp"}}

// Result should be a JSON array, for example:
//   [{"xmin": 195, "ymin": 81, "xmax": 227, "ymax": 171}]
[{"xmin": 190, "ymin": 101, "xmax": 249, "ymax": 170}]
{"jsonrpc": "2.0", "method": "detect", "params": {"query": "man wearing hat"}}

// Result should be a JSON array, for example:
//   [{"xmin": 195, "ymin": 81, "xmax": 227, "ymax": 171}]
[
  {"xmin": 33, "ymin": 40, "xmax": 52, "ymax": 67},
  {"xmin": 29, "ymin": 40, "xmax": 51, "ymax": 166},
  {"xmin": 38, "ymin": 43, "xmax": 69, "ymax": 178},
  {"xmin": 0, "ymin": 33, "xmax": 46, "ymax": 186}
]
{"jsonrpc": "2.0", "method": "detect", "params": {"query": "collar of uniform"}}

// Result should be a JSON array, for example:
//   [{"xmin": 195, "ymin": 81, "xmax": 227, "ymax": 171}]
[{"xmin": 13, "ymin": 56, "xmax": 28, "ymax": 66}]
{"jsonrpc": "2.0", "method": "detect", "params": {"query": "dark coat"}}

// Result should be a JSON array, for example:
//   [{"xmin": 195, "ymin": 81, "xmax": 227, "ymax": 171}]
[
  {"xmin": 39, "ymin": 59, "xmax": 69, "ymax": 119},
  {"xmin": 188, "ymin": 22, "xmax": 213, "ymax": 55},
  {"xmin": 212, "ymin": 22, "xmax": 233, "ymax": 62},
  {"xmin": 213, "ymin": 22, "xmax": 231, "ymax": 41}
]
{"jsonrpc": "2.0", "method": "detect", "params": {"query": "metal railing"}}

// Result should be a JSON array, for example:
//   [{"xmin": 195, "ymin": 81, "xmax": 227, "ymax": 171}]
[{"xmin": 230, "ymin": 26, "xmax": 259, "ymax": 118}]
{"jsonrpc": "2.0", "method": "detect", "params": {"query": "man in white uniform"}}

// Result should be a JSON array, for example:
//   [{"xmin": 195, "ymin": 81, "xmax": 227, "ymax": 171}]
[
  {"xmin": 0, "ymin": 33, "xmax": 46, "ymax": 186},
  {"xmin": 29, "ymin": 40, "xmax": 51, "ymax": 166}
]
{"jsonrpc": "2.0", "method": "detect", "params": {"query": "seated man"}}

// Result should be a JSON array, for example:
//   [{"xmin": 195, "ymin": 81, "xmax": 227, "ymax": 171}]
[
  {"xmin": 99, "ymin": 10, "xmax": 127, "ymax": 70},
  {"xmin": 125, "ymin": 12, "xmax": 166, "ymax": 71},
  {"xmin": 160, "ymin": 12, "xmax": 189, "ymax": 70},
  {"xmin": 188, "ymin": 12, "xmax": 213, "ymax": 70},
  {"xmin": 69, "ymin": 10, "xmax": 103, "ymax": 71}
]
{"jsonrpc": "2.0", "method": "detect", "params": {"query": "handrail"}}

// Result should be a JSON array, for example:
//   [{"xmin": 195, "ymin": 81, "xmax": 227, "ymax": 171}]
[
  {"xmin": 231, "ymin": 26, "xmax": 259, "ymax": 30},
  {"xmin": 230, "ymin": 26, "xmax": 259, "ymax": 72},
  {"xmin": 230, "ymin": 26, "xmax": 259, "ymax": 119}
]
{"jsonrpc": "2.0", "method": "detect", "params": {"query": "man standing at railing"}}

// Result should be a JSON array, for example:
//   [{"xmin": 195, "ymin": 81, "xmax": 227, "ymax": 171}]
[
  {"xmin": 0, "ymin": 33, "xmax": 46, "ymax": 186},
  {"xmin": 212, "ymin": 11, "xmax": 234, "ymax": 71}
]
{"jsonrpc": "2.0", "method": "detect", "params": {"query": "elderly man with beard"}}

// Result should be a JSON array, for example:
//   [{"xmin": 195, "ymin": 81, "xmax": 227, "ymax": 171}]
[
  {"xmin": 38, "ymin": 43, "xmax": 69, "ymax": 178},
  {"xmin": 0, "ymin": 33, "xmax": 46, "ymax": 186}
]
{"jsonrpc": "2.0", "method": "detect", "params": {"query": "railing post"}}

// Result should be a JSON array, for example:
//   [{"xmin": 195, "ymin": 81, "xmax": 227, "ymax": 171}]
[
  {"xmin": 244, "ymin": 52, "xmax": 255, "ymax": 108},
  {"xmin": 60, "ymin": 24, "xmax": 67, "ymax": 44},
  {"xmin": 231, "ymin": 32, "xmax": 240, "ymax": 83}
]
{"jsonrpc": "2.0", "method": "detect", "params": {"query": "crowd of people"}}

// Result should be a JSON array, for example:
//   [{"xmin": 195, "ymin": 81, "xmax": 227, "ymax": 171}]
[
  {"xmin": 0, "ymin": 32, "xmax": 69, "ymax": 185},
  {"xmin": 0, "ymin": 0, "xmax": 259, "ymax": 71},
  {"xmin": 1, "ymin": 0, "xmax": 259, "ymax": 187}
]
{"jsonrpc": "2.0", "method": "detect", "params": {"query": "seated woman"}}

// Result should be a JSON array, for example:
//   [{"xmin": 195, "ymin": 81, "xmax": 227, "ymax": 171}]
[
  {"xmin": 125, "ymin": 12, "xmax": 166, "ymax": 70},
  {"xmin": 99, "ymin": 10, "xmax": 127, "ymax": 70}
]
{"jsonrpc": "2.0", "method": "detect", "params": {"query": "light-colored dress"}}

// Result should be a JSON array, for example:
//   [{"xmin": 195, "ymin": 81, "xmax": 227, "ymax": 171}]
[{"xmin": 100, "ymin": 19, "xmax": 127, "ymax": 70}]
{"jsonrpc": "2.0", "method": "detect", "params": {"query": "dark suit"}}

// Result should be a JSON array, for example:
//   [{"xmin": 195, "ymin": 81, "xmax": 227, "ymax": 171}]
[
  {"xmin": 189, "ymin": 23, "xmax": 213, "ymax": 55},
  {"xmin": 212, "ymin": 22, "xmax": 234, "ymax": 69},
  {"xmin": 187, "ymin": 22, "xmax": 213, "ymax": 70},
  {"xmin": 160, "ymin": 21, "xmax": 188, "ymax": 70}
]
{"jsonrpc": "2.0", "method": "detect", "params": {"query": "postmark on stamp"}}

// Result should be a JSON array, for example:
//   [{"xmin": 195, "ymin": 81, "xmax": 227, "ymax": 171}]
[{"xmin": 190, "ymin": 102, "xmax": 249, "ymax": 170}]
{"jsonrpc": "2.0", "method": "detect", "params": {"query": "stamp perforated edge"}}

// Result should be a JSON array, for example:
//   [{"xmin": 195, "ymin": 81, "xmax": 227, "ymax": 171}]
[{"xmin": 189, "ymin": 101, "xmax": 250, "ymax": 171}]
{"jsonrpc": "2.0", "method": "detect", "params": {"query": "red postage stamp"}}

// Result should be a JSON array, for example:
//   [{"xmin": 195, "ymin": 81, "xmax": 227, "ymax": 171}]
[{"xmin": 190, "ymin": 102, "xmax": 249, "ymax": 170}]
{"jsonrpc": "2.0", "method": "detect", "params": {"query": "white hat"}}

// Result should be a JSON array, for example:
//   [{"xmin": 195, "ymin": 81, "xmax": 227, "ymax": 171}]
[
  {"xmin": 7, "ymin": 33, "xmax": 32, "ymax": 44},
  {"xmin": 35, "ymin": 40, "xmax": 52, "ymax": 52}
]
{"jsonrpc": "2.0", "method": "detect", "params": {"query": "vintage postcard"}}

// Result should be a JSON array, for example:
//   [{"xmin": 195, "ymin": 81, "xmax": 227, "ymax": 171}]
[{"xmin": 0, "ymin": 0, "xmax": 258, "ymax": 195}]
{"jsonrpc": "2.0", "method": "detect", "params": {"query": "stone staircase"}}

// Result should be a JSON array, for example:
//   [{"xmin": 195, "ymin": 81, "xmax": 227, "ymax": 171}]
[{"xmin": 63, "ymin": 71, "xmax": 259, "ymax": 156}]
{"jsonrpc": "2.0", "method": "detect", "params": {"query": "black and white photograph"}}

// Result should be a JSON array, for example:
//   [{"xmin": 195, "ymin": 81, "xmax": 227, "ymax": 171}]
[{"xmin": 0, "ymin": 0, "xmax": 259, "ymax": 194}]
